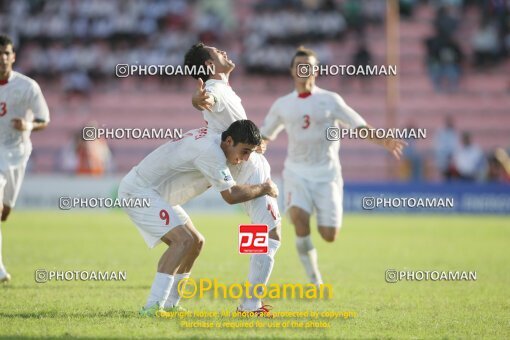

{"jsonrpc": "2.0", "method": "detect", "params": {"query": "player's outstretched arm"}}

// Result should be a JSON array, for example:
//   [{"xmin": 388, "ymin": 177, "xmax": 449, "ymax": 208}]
[
  {"xmin": 357, "ymin": 125, "xmax": 408, "ymax": 160},
  {"xmin": 191, "ymin": 78, "xmax": 215, "ymax": 112},
  {"xmin": 11, "ymin": 118, "xmax": 49, "ymax": 132},
  {"xmin": 220, "ymin": 179, "xmax": 278, "ymax": 205}
]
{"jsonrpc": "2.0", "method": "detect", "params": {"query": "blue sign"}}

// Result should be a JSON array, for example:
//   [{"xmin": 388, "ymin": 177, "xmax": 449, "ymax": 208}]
[{"xmin": 343, "ymin": 182, "xmax": 510, "ymax": 214}]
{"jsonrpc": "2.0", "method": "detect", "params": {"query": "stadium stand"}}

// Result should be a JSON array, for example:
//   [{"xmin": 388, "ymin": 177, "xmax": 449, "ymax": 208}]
[{"xmin": 1, "ymin": 0, "xmax": 508, "ymax": 182}]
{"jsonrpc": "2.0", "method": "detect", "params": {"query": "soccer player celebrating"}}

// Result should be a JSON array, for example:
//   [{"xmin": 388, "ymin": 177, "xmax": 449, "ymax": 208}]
[
  {"xmin": 260, "ymin": 47, "xmax": 407, "ymax": 285},
  {"xmin": 0, "ymin": 35, "xmax": 50, "ymax": 283},
  {"xmin": 186, "ymin": 43, "xmax": 281, "ymax": 314},
  {"xmin": 118, "ymin": 120, "xmax": 278, "ymax": 316}
]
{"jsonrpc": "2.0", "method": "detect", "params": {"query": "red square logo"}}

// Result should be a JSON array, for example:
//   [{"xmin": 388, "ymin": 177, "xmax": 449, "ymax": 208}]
[{"xmin": 239, "ymin": 224, "xmax": 268, "ymax": 254}]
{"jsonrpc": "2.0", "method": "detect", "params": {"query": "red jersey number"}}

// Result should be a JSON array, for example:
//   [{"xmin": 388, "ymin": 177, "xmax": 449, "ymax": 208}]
[
  {"xmin": 194, "ymin": 127, "xmax": 208, "ymax": 140},
  {"xmin": 302, "ymin": 114, "xmax": 310, "ymax": 129},
  {"xmin": 0, "ymin": 102, "xmax": 6, "ymax": 117},
  {"xmin": 160, "ymin": 209, "xmax": 170, "ymax": 225}
]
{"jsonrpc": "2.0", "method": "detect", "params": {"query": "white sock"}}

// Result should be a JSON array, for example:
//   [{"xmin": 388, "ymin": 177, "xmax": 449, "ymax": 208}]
[
  {"xmin": 0, "ymin": 221, "xmax": 5, "ymax": 273},
  {"xmin": 145, "ymin": 272, "xmax": 174, "ymax": 308},
  {"xmin": 164, "ymin": 272, "xmax": 190, "ymax": 308},
  {"xmin": 240, "ymin": 238, "xmax": 280, "ymax": 311},
  {"xmin": 296, "ymin": 235, "xmax": 323, "ymax": 285}
]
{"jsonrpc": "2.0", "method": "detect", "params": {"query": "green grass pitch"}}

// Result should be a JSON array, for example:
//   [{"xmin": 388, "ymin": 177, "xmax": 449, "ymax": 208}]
[{"xmin": 0, "ymin": 211, "xmax": 508, "ymax": 339}]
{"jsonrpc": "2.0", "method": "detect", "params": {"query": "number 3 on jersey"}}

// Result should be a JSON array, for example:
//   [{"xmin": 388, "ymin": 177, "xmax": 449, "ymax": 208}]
[
  {"xmin": 0, "ymin": 102, "xmax": 6, "ymax": 116},
  {"xmin": 302, "ymin": 114, "xmax": 310, "ymax": 129}
]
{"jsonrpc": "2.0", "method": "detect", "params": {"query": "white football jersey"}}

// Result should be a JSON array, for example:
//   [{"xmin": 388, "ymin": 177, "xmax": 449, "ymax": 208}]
[
  {"xmin": 0, "ymin": 71, "xmax": 49, "ymax": 163},
  {"xmin": 130, "ymin": 127, "xmax": 236, "ymax": 206},
  {"xmin": 202, "ymin": 79, "xmax": 247, "ymax": 133},
  {"xmin": 260, "ymin": 86, "xmax": 366, "ymax": 181}
]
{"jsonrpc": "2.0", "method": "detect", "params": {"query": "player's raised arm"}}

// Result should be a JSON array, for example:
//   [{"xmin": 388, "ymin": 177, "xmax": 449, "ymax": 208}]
[
  {"xmin": 220, "ymin": 179, "xmax": 278, "ymax": 205},
  {"xmin": 185, "ymin": 43, "xmax": 232, "ymax": 113},
  {"xmin": 191, "ymin": 78, "xmax": 215, "ymax": 112},
  {"xmin": 357, "ymin": 125, "xmax": 408, "ymax": 160}
]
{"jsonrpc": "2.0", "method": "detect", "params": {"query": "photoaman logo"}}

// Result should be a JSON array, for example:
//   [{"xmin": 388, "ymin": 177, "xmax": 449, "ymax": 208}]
[
  {"xmin": 177, "ymin": 278, "xmax": 333, "ymax": 300},
  {"xmin": 239, "ymin": 224, "xmax": 268, "ymax": 254}
]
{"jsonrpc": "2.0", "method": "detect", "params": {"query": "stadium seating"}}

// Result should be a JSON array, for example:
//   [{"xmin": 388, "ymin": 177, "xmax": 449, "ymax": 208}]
[{"xmin": 26, "ymin": 2, "xmax": 510, "ymax": 182}]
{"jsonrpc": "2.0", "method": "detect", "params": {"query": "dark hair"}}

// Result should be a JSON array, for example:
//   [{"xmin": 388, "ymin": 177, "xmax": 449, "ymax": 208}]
[
  {"xmin": 222, "ymin": 120, "xmax": 261, "ymax": 146},
  {"xmin": 290, "ymin": 46, "xmax": 318, "ymax": 68},
  {"xmin": 184, "ymin": 42, "xmax": 212, "ymax": 82},
  {"xmin": 0, "ymin": 34, "xmax": 14, "ymax": 49}
]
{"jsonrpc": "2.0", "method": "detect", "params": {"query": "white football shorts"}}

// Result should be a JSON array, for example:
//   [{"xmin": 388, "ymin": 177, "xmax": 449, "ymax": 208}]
[
  {"xmin": 118, "ymin": 170, "xmax": 190, "ymax": 248},
  {"xmin": 283, "ymin": 168, "xmax": 343, "ymax": 228},
  {"xmin": 0, "ymin": 160, "xmax": 27, "ymax": 208}
]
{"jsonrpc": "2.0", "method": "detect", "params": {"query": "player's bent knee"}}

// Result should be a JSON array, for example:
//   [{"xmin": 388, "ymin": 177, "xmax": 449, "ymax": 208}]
[
  {"xmin": 269, "ymin": 225, "xmax": 281, "ymax": 241},
  {"xmin": 197, "ymin": 235, "xmax": 205, "ymax": 247},
  {"xmin": 320, "ymin": 233, "xmax": 337, "ymax": 242},
  {"xmin": 180, "ymin": 234, "xmax": 195, "ymax": 249},
  {"xmin": 291, "ymin": 217, "xmax": 311, "ymax": 236},
  {"xmin": 1, "ymin": 205, "xmax": 11, "ymax": 222},
  {"xmin": 288, "ymin": 207, "xmax": 311, "ymax": 236},
  {"xmin": 194, "ymin": 235, "xmax": 205, "ymax": 253},
  {"xmin": 318, "ymin": 227, "xmax": 339, "ymax": 243},
  {"xmin": 169, "ymin": 229, "xmax": 195, "ymax": 253}
]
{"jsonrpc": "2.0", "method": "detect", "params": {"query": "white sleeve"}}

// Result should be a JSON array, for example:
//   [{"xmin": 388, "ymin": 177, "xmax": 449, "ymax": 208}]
[
  {"xmin": 331, "ymin": 93, "xmax": 365, "ymax": 128},
  {"xmin": 29, "ymin": 81, "xmax": 50, "ymax": 122},
  {"xmin": 193, "ymin": 145, "xmax": 236, "ymax": 192},
  {"xmin": 260, "ymin": 100, "xmax": 285, "ymax": 140},
  {"xmin": 205, "ymin": 86, "xmax": 225, "ymax": 113}
]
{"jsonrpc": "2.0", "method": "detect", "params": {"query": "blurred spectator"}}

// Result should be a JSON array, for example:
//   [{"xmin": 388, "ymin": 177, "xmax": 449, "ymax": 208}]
[
  {"xmin": 401, "ymin": 123, "xmax": 424, "ymax": 181},
  {"xmin": 197, "ymin": 0, "xmax": 236, "ymax": 32},
  {"xmin": 62, "ymin": 69, "xmax": 92, "ymax": 99},
  {"xmin": 194, "ymin": 0, "xmax": 236, "ymax": 45},
  {"xmin": 471, "ymin": 17, "xmax": 500, "ymax": 69},
  {"xmin": 434, "ymin": 116, "xmax": 459, "ymax": 180},
  {"xmin": 503, "ymin": 12, "xmax": 510, "ymax": 59},
  {"xmin": 3, "ymin": 0, "xmax": 205, "ymax": 84},
  {"xmin": 425, "ymin": 34, "xmax": 463, "ymax": 92},
  {"xmin": 363, "ymin": 0, "xmax": 385, "ymax": 24},
  {"xmin": 343, "ymin": 0, "xmax": 365, "ymax": 33},
  {"xmin": 76, "ymin": 135, "xmax": 113, "ymax": 176},
  {"xmin": 244, "ymin": 0, "xmax": 345, "ymax": 74},
  {"xmin": 58, "ymin": 132, "xmax": 81, "ymax": 174},
  {"xmin": 452, "ymin": 132, "xmax": 485, "ymax": 181},
  {"xmin": 349, "ymin": 37, "xmax": 373, "ymax": 91},
  {"xmin": 399, "ymin": 0, "xmax": 417, "ymax": 18},
  {"xmin": 434, "ymin": 5, "xmax": 459, "ymax": 38},
  {"xmin": 59, "ymin": 129, "xmax": 113, "ymax": 176},
  {"xmin": 5, "ymin": 0, "xmax": 390, "ymax": 80}
]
